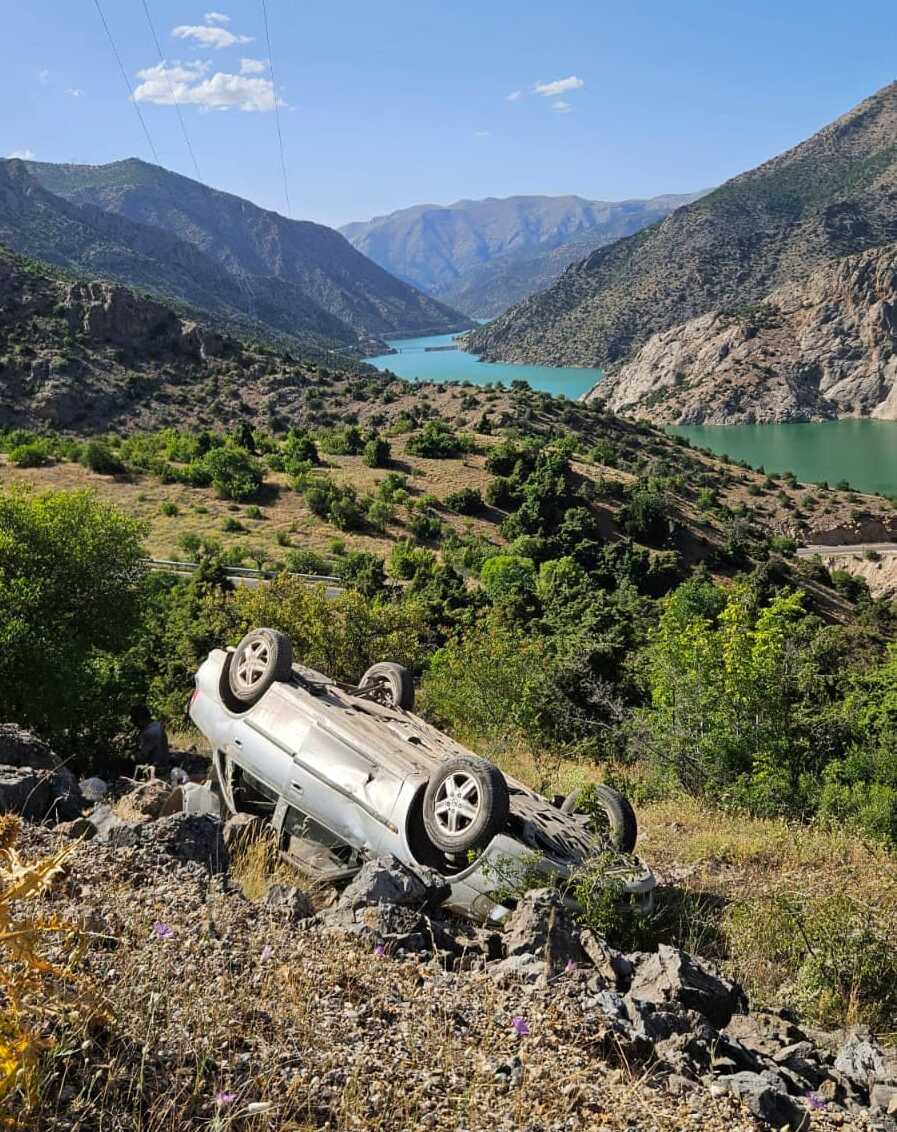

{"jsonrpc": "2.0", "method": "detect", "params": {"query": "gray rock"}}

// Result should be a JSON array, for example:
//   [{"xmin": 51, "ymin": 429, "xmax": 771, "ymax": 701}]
[
  {"xmin": 338, "ymin": 856, "xmax": 449, "ymax": 911},
  {"xmin": 0, "ymin": 764, "xmax": 83, "ymax": 822},
  {"xmin": 223, "ymin": 812, "xmax": 268, "ymax": 850},
  {"xmin": 79, "ymin": 776, "xmax": 109, "ymax": 803},
  {"xmin": 579, "ymin": 929, "xmax": 633, "ymax": 988},
  {"xmin": 107, "ymin": 813, "xmax": 229, "ymax": 872},
  {"xmin": 264, "ymin": 883, "xmax": 314, "ymax": 922},
  {"xmin": 56, "ymin": 816, "xmax": 97, "ymax": 840},
  {"xmin": 717, "ymin": 1070, "xmax": 808, "ymax": 1129},
  {"xmin": 725, "ymin": 1010, "xmax": 810, "ymax": 1060},
  {"xmin": 502, "ymin": 888, "xmax": 590, "ymax": 970},
  {"xmin": 834, "ymin": 1029, "xmax": 890, "ymax": 1088},
  {"xmin": 321, "ymin": 900, "xmax": 458, "ymax": 956},
  {"xmin": 0, "ymin": 724, "xmax": 58, "ymax": 769},
  {"xmin": 488, "ymin": 953, "xmax": 548, "ymax": 985},
  {"xmin": 627, "ymin": 944, "xmax": 747, "ymax": 1028},
  {"xmin": 870, "ymin": 1084, "xmax": 897, "ymax": 1113}
]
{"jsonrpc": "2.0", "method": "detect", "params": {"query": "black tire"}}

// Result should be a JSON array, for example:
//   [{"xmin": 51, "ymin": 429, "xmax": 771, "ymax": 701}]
[
  {"xmin": 423, "ymin": 756, "xmax": 509, "ymax": 854},
  {"xmin": 360, "ymin": 662, "xmax": 415, "ymax": 711},
  {"xmin": 228, "ymin": 628, "xmax": 293, "ymax": 706},
  {"xmin": 561, "ymin": 784, "xmax": 638, "ymax": 853}
]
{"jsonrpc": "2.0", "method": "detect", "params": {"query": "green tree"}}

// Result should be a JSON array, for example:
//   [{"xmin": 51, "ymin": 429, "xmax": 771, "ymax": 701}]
[
  {"xmin": 204, "ymin": 446, "xmax": 264, "ymax": 501},
  {"xmin": 0, "ymin": 490, "xmax": 145, "ymax": 746}
]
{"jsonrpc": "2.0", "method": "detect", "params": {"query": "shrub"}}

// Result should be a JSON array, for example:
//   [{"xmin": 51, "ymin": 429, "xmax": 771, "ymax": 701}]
[
  {"xmin": 160, "ymin": 501, "xmax": 179, "ymax": 517},
  {"xmin": 407, "ymin": 507, "xmax": 443, "ymax": 541},
  {"xmin": 479, "ymin": 554, "xmax": 536, "ymax": 610},
  {"xmin": 317, "ymin": 426, "xmax": 364, "ymax": 456},
  {"xmin": 362, "ymin": 435, "xmax": 391, "ymax": 468},
  {"xmin": 8, "ymin": 441, "xmax": 53, "ymax": 468},
  {"xmin": 444, "ymin": 487, "xmax": 484, "ymax": 515},
  {"xmin": 485, "ymin": 476, "xmax": 523, "ymax": 511},
  {"xmin": 335, "ymin": 550, "xmax": 387, "ymax": 597},
  {"xmin": 406, "ymin": 420, "xmax": 465, "ymax": 458},
  {"xmin": 81, "ymin": 440, "xmax": 125, "ymax": 476},
  {"xmin": 203, "ymin": 446, "xmax": 263, "ymax": 501},
  {"xmin": 285, "ymin": 547, "xmax": 331, "ymax": 575}
]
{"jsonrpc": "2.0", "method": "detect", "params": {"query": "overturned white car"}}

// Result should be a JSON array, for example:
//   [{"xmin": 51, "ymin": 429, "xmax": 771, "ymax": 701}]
[{"xmin": 190, "ymin": 628, "xmax": 656, "ymax": 922}]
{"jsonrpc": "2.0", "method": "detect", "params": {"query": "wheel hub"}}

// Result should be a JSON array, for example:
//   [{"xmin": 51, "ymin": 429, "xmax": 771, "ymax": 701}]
[{"xmin": 433, "ymin": 772, "xmax": 481, "ymax": 835}]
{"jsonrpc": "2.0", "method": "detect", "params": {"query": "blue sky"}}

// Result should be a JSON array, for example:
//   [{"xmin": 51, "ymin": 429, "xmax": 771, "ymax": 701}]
[{"xmin": 3, "ymin": 1, "xmax": 895, "ymax": 229}]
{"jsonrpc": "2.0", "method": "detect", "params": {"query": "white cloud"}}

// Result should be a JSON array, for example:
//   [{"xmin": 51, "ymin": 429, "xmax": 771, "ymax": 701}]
[
  {"xmin": 551, "ymin": 100, "xmax": 572, "ymax": 113},
  {"xmin": 38, "ymin": 69, "xmax": 50, "ymax": 85},
  {"xmin": 171, "ymin": 24, "xmax": 253, "ymax": 49},
  {"xmin": 204, "ymin": 11, "xmax": 230, "ymax": 24},
  {"xmin": 474, "ymin": 130, "xmax": 491, "ymax": 137},
  {"xmin": 240, "ymin": 57, "xmax": 267, "ymax": 75},
  {"xmin": 65, "ymin": 87, "xmax": 84, "ymax": 98},
  {"xmin": 7, "ymin": 149, "xmax": 36, "ymax": 160},
  {"xmin": 506, "ymin": 89, "xmax": 523, "ymax": 102},
  {"xmin": 133, "ymin": 61, "xmax": 280, "ymax": 112},
  {"xmin": 534, "ymin": 75, "xmax": 584, "ymax": 97}
]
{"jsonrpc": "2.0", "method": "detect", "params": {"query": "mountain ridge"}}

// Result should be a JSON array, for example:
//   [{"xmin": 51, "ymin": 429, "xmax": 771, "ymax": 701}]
[
  {"xmin": 466, "ymin": 81, "xmax": 897, "ymax": 368},
  {"xmin": 341, "ymin": 191, "xmax": 705, "ymax": 317},
  {"xmin": 6, "ymin": 158, "xmax": 472, "ymax": 352}
]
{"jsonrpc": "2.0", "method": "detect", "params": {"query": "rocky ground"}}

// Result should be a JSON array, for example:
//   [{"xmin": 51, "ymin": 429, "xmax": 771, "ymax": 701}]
[{"xmin": 4, "ymin": 726, "xmax": 897, "ymax": 1131}]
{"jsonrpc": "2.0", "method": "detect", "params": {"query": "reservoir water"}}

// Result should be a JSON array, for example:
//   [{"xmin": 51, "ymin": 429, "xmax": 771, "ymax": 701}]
[
  {"xmin": 368, "ymin": 334, "xmax": 897, "ymax": 496},
  {"xmin": 672, "ymin": 420, "xmax": 897, "ymax": 497},
  {"xmin": 366, "ymin": 332, "xmax": 601, "ymax": 399}
]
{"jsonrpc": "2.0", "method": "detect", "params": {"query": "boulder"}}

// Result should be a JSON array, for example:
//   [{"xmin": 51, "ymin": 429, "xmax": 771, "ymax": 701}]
[
  {"xmin": 834, "ymin": 1029, "xmax": 890, "ymax": 1088},
  {"xmin": 0, "ymin": 724, "xmax": 58, "ymax": 769},
  {"xmin": 320, "ymin": 900, "xmax": 458, "ymax": 956},
  {"xmin": 56, "ymin": 816, "xmax": 98, "ymax": 840},
  {"xmin": 338, "ymin": 856, "xmax": 449, "ymax": 911},
  {"xmin": 264, "ymin": 883, "xmax": 314, "ymax": 922},
  {"xmin": 502, "ymin": 888, "xmax": 590, "ymax": 970},
  {"xmin": 115, "ymin": 779, "xmax": 172, "ymax": 822},
  {"xmin": 0, "ymin": 765, "xmax": 84, "ymax": 822},
  {"xmin": 79, "ymin": 777, "xmax": 109, "ymax": 803},
  {"xmin": 627, "ymin": 944, "xmax": 747, "ymax": 1028},
  {"xmin": 716, "ymin": 1070, "xmax": 808, "ymax": 1130}
]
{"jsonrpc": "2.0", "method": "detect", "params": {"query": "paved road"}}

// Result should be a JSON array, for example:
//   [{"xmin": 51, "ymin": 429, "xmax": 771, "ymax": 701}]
[{"xmin": 797, "ymin": 542, "xmax": 897, "ymax": 558}]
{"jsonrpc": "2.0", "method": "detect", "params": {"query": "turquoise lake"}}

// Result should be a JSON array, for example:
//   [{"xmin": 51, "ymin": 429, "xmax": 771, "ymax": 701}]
[
  {"xmin": 366, "ymin": 332, "xmax": 601, "ymax": 399},
  {"xmin": 368, "ymin": 334, "xmax": 897, "ymax": 496},
  {"xmin": 672, "ymin": 420, "xmax": 897, "ymax": 497}
]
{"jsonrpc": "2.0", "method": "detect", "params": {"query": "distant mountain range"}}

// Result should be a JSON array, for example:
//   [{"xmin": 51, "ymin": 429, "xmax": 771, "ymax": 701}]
[
  {"xmin": 469, "ymin": 80, "xmax": 897, "ymax": 417},
  {"xmin": 0, "ymin": 158, "xmax": 471, "ymax": 355},
  {"xmin": 341, "ymin": 193, "xmax": 706, "ymax": 318}
]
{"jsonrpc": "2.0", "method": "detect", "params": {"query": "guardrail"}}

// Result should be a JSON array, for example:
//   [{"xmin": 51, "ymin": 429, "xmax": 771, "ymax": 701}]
[{"xmin": 144, "ymin": 558, "xmax": 342, "ymax": 586}]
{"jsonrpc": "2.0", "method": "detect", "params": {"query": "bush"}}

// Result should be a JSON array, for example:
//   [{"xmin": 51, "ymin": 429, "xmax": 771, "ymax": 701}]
[
  {"xmin": 335, "ymin": 550, "xmax": 387, "ymax": 597},
  {"xmin": 203, "ymin": 446, "xmax": 263, "ymax": 501},
  {"xmin": 285, "ymin": 547, "xmax": 331, "ymax": 575},
  {"xmin": 317, "ymin": 426, "xmax": 364, "ymax": 456},
  {"xmin": 444, "ymin": 487, "xmax": 484, "ymax": 515},
  {"xmin": 0, "ymin": 490, "xmax": 145, "ymax": 750},
  {"xmin": 362, "ymin": 435, "xmax": 391, "ymax": 468},
  {"xmin": 479, "ymin": 554, "xmax": 536, "ymax": 610},
  {"xmin": 81, "ymin": 440, "xmax": 125, "ymax": 476},
  {"xmin": 160, "ymin": 501, "xmax": 179, "ymax": 517},
  {"xmin": 282, "ymin": 430, "xmax": 319, "ymax": 472},
  {"xmin": 406, "ymin": 420, "xmax": 465, "ymax": 458},
  {"xmin": 407, "ymin": 507, "xmax": 443, "ymax": 541},
  {"xmin": 485, "ymin": 476, "xmax": 523, "ymax": 511},
  {"xmin": 8, "ymin": 441, "xmax": 53, "ymax": 468}
]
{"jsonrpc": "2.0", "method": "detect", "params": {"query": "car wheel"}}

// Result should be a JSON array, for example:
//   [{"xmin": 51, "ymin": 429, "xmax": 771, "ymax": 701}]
[
  {"xmin": 423, "ymin": 756, "xmax": 509, "ymax": 854},
  {"xmin": 228, "ymin": 628, "xmax": 293, "ymax": 705},
  {"xmin": 561, "ymin": 784, "xmax": 638, "ymax": 853},
  {"xmin": 359, "ymin": 662, "xmax": 415, "ymax": 710}
]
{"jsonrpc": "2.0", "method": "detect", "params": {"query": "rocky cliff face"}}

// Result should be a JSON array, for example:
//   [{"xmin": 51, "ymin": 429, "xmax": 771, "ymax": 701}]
[
  {"xmin": 468, "ymin": 81, "xmax": 897, "ymax": 368},
  {"xmin": 588, "ymin": 241, "xmax": 897, "ymax": 424}
]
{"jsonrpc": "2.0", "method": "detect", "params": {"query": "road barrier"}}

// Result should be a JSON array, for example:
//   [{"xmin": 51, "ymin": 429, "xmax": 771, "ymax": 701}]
[{"xmin": 144, "ymin": 558, "xmax": 343, "ymax": 587}]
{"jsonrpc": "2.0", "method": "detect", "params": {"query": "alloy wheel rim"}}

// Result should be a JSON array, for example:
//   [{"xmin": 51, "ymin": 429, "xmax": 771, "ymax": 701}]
[
  {"xmin": 433, "ymin": 772, "xmax": 481, "ymax": 835},
  {"xmin": 234, "ymin": 639, "xmax": 270, "ymax": 691}
]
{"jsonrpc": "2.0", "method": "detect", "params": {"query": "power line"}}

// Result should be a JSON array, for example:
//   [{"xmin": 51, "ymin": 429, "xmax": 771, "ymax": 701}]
[
  {"xmin": 260, "ymin": 0, "xmax": 292, "ymax": 217},
  {"xmin": 90, "ymin": 0, "xmax": 160, "ymax": 164},
  {"xmin": 139, "ymin": 0, "xmax": 202, "ymax": 181}
]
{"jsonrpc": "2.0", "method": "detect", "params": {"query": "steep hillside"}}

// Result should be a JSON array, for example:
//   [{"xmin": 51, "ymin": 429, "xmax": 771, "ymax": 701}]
[
  {"xmin": 341, "ymin": 192, "xmax": 704, "ymax": 316},
  {"xmin": 468, "ymin": 81, "xmax": 897, "ymax": 366},
  {"xmin": 590, "ymin": 241, "xmax": 897, "ymax": 424},
  {"xmin": 16, "ymin": 158, "xmax": 472, "ymax": 344},
  {"xmin": 0, "ymin": 160, "xmax": 362, "ymax": 353}
]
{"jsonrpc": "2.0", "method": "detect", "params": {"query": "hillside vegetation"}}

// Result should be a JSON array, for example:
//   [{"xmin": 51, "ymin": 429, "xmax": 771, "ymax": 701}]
[{"xmin": 468, "ymin": 81, "xmax": 897, "ymax": 370}]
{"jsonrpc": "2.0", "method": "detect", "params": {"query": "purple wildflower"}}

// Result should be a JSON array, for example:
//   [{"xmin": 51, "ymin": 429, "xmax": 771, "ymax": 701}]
[
  {"xmin": 511, "ymin": 1016, "xmax": 530, "ymax": 1037},
  {"xmin": 152, "ymin": 922, "xmax": 174, "ymax": 941},
  {"xmin": 214, "ymin": 1090, "xmax": 236, "ymax": 1107},
  {"xmin": 373, "ymin": 944, "xmax": 386, "ymax": 958},
  {"xmin": 564, "ymin": 959, "xmax": 577, "ymax": 975},
  {"xmin": 260, "ymin": 944, "xmax": 274, "ymax": 962},
  {"xmin": 805, "ymin": 1092, "xmax": 827, "ymax": 1111}
]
